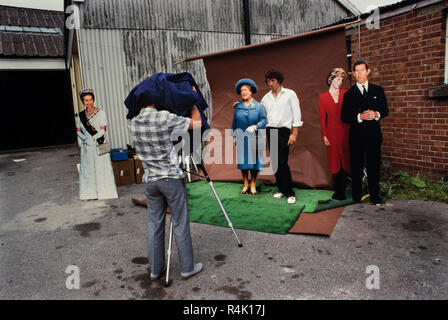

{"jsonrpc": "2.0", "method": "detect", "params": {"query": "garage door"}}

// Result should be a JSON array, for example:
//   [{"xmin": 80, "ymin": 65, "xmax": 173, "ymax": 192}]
[{"xmin": 0, "ymin": 70, "xmax": 76, "ymax": 151}]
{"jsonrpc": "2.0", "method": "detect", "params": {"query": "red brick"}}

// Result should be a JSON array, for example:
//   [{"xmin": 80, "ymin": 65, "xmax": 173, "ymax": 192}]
[
  {"xmin": 431, "ymin": 157, "xmax": 448, "ymax": 164},
  {"xmin": 431, "ymin": 136, "xmax": 448, "ymax": 142}
]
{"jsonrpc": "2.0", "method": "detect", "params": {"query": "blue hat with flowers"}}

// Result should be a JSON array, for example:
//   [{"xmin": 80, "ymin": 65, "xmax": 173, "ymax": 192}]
[{"xmin": 235, "ymin": 78, "xmax": 258, "ymax": 94}]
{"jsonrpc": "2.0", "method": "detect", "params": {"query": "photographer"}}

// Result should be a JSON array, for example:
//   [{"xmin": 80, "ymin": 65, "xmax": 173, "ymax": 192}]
[{"xmin": 129, "ymin": 103, "xmax": 203, "ymax": 281}]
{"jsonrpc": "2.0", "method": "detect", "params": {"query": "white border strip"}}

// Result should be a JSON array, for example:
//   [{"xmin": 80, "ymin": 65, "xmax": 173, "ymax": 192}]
[{"xmin": 0, "ymin": 58, "xmax": 66, "ymax": 70}]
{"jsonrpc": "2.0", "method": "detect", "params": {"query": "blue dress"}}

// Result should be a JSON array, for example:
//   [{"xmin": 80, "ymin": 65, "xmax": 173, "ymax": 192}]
[{"xmin": 231, "ymin": 99, "xmax": 267, "ymax": 170}]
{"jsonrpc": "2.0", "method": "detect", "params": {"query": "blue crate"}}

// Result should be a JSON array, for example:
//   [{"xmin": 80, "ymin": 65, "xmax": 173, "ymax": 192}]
[{"xmin": 111, "ymin": 149, "xmax": 129, "ymax": 161}]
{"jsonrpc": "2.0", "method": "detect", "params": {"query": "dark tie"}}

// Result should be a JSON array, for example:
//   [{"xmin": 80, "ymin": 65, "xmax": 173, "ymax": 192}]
[{"xmin": 362, "ymin": 85, "xmax": 367, "ymax": 97}]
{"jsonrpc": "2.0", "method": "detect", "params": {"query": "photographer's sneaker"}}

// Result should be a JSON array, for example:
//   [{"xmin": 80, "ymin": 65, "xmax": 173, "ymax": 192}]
[
  {"xmin": 287, "ymin": 196, "xmax": 296, "ymax": 204},
  {"xmin": 150, "ymin": 264, "xmax": 166, "ymax": 281},
  {"xmin": 181, "ymin": 262, "xmax": 203, "ymax": 280},
  {"xmin": 273, "ymin": 192, "xmax": 284, "ymax": 199}
]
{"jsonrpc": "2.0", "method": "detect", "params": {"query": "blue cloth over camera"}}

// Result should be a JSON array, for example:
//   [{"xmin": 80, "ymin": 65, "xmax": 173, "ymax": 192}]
[
  {"xmin": 124, "ymin": 72, "xmax": 210, "ymax": 131},
  {"xmin": 124, "ymin": 72, "xmax": 210, "ymax": 154}
]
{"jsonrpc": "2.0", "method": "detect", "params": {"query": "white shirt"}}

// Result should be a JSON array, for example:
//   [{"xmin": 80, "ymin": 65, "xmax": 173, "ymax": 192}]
[
  {"xmin": 261, "ymin": 87, "xmax": 303, "ymax": 128},
  {"xmin": 356, "ymin": 81, "xmax": 369, "ymax": 95}
]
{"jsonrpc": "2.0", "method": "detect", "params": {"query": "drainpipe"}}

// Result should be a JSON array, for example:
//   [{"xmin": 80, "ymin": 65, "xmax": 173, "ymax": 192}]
[{"xmin": 243, "ymin": 0, "xmax": 251, "ymax": 45}]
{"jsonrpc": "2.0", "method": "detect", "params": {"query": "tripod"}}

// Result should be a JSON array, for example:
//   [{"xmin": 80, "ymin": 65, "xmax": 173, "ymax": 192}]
[{"xmin": 164, "ymin": 153, "xmax": 242, "ymax": 287}]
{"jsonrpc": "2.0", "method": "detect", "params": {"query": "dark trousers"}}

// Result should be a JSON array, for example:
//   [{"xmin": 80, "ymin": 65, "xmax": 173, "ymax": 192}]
[
  {"xmin": 350, "ymin": 141, "xmax": 381, "ymax": 202},
  {"xmin": 266, "ymin": 127, "xmax": 295, "ymax": 197},
  {"xmin": 333, "ymin": 169, "xmax": 346, "ymax": 197}
]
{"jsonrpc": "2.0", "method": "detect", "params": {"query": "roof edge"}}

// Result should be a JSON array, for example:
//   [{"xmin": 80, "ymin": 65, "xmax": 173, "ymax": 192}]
[
  {"xmin": 346, "ymin": 0, "xmax": 445, "ymax": 29},
  {"xmin": 335, "ymin": 0, "xmax": 362, "ymax": 16}
]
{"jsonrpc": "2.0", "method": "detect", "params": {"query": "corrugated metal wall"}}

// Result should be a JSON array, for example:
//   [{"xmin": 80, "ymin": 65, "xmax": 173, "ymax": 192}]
[
  {"xmin": 250, "ymin": 0, "xmax": 347, "ymax": 38},
  {"xmin": 76, "ymin": 0, "xmax": 349, "ymax": 148},
  {"xmin": 78, "ymin": 29, "xmax": 131, "ymax": 148},
  {"xmin": 80, "ymin": 0, "xmax": 243, "ymax": 32}
]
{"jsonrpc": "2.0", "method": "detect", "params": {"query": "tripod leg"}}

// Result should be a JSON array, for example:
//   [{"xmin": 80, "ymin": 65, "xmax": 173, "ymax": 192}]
[
  {"xmin": 191, "ymin": 155, "xmax": 199, "ymax": 172},
  {"xmin": 185, "ymin": 160, "xmax": 243, "ymax": 247},
  {"xmin": 184, "ymin": 156, "xmax": 191, "ymax": 182},
  {"xmin": 207, "ymin": 181, "xmax": 243, "ymax": 247},
  {"xmin": 361, "ymin": 167, "xmax": 370, "ymax": 200},
  {"xmin": 196, "ymin": 163, "xmax": 242, "ymax": 247},
  {"xmin": 165, "ymin": 218, "xmax": 174, "ymax": 287}
]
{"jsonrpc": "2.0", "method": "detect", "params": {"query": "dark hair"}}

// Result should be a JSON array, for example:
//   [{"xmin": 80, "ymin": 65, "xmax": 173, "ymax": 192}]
[
  {"xmin": 353, "ymin": 60, "xmax": 369, "ymax": 72},
  {"xmin": 80, "ymin": 93, "xmax": 95, "ymax": 103},
  {"xmin": 264, "ymin": 69, "xmax": 284, "ymax": 84}
]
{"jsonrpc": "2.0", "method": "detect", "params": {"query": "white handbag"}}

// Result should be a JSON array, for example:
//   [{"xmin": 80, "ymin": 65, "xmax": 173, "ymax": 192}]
[{"xmin": 97, "ymin": 142, "xmax": 110, "ymax": 156}]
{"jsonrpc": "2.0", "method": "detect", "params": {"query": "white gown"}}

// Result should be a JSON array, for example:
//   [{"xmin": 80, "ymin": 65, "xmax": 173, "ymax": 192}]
[{"xmin": 76, "ymin": 109, "xmax": 118, "ymax": 200}]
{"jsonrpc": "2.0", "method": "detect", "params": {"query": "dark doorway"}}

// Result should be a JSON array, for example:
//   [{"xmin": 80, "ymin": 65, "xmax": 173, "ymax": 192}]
[{"xmin": 0, "ymin": 70, "xmax": 76, "ymax": 151}]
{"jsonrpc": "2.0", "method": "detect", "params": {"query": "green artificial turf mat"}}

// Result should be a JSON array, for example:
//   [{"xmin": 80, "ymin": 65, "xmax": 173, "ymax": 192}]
[{"xmin": 186, "ymin": 181, "xmax": 353, "ymax": 234}]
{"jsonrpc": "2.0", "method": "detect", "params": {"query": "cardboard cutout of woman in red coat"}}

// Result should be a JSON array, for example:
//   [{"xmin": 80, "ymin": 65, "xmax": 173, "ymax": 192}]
[{"xmin": 318, "ymin": 68, "xmax": 350, "ymax": 200}]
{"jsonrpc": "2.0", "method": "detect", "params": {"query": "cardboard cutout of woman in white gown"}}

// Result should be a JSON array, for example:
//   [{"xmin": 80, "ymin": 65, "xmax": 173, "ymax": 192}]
[{"xmin": 76, "ymin": 89, "xmax": 118, "ymax": 200}]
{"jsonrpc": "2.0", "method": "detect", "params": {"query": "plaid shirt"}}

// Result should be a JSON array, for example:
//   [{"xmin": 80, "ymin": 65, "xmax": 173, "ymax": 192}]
[{"xmin": 129, "ymin": 108, "xmax": 190, "ymax": 182}]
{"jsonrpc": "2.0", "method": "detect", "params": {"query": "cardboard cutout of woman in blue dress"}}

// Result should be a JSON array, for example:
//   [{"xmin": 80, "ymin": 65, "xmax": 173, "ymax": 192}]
[{"xmin": 231, "ymin": 79, "xmax": 267, "ymax": 195}]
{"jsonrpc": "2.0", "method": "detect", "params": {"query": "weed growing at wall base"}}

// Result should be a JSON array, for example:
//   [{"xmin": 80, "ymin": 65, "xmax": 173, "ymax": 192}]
[{"xmin": 381, "ymin": 171, "xmax": 448, "ymax": 204}]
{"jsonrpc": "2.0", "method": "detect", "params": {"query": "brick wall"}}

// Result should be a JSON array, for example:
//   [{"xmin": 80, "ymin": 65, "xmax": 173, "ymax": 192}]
[{"xmin": 346, "ymin": 2, "xmax": 448, "ymax": 180}]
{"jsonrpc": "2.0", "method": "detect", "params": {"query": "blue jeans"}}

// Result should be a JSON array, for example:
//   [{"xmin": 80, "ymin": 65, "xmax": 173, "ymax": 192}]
[{"xmin": 145, "ymin": 178, "xmax": 194, "ymax": 274}]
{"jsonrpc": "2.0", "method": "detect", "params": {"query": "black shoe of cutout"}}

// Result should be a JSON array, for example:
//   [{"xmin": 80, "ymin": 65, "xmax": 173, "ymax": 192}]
[
  {"xmin": 332, "ymin": 193, "xmax": 346, "ymax": 201},
  {"xmin": 371, "ymin": 197, "xmax": 385, "ymax": 205}
]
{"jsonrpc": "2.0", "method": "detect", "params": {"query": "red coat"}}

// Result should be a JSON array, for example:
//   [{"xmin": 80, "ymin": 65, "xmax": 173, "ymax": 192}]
[{"xmin": 318, "ymin": 89, "xmax": 350, "ymax": 174}]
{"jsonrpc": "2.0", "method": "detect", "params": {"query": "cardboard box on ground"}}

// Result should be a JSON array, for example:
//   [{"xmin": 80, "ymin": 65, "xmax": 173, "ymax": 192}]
[
  {"xmin": 134, "ymin": 159, "xmax": 144, "ymax": 184},
  {"xmin": 111, "ymin": 149, "xmax": 144, "ymax": 186},
  {"xmin": 112, "ymin": 159, "xmax": 134, "ymax": 186}
]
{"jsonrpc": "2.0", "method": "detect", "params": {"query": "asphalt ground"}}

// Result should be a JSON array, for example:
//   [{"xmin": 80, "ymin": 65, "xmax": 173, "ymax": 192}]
[{"xmin": 1, "ymin": 146, "xmax": 447, "ymax": 303}]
